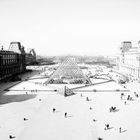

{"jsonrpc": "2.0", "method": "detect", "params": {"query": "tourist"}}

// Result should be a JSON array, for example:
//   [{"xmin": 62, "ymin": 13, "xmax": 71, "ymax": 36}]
[
  {"xmin": 127, "ymin": 95, "xmax": 130, "ymax": 100},
  {"xmin": 93, "ymin": 119, "xmax": 97, "ymax": 122},
  {"xmin": 124, "ymin": 101, "xmax": 127, "ymax": 105},
  {"xmin": 53, "ymin": 108, "xmax": 56, "ymax": 112},
  {"xmin": 106, "ymin": 124, "xmax": 109, "ymax": 129},
  {"xmin": 105, "ymin": 124, "xmax": 109, "ymax": 130},
  {"xmin": 9, "ymin": 135, "xmax": 15, "ymax": 139},
  {"xmin": 136, "ymin": 94, "xmax": 139, "ymax": 98},
  {"xmin": 121, "ymin": 93, "xmax": 124, "ymax": 99},
  {"xmin": 64, "ymin": 112, "xmax": 67, "ymax": 118},
  {"xmin": 86, "ymin": 97, "xmax": 89, "ymax": 101},
  {"xmin": 89, "ymin": 107, "xmax": 92, "ymax": 110},
  {"xmin": 110, "ymin": 106, "xmax": 116, "ymax": 112},
  {"xmin": 23, "ymin": 118, "xmax": 28, "ymax": 121},
  {"xmin": 119, "ymin": 127, "xmax": 122, "ymax": 133},
  {"xmin": 109, "ymin": 107, "xmax": 112, "ymax": 112},
  {"xmin": 134, "ymin": 92, "xmax": 139, "ymax": 98}
]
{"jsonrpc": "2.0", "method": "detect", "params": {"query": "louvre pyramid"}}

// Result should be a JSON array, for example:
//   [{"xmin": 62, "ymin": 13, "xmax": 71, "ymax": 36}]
[
  {"xmin": 64, "ymin": 86, "xmax": 74, "ymax": 96},
  {"xmin": 44, "ymin": 57, "xmax": 91, "ymax": 84}
]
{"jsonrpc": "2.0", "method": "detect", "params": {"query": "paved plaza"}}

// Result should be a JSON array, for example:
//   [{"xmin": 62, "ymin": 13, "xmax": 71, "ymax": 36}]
[{"xmin": 0, "ymin": 66, "xmax": 140, "ymax": 140}]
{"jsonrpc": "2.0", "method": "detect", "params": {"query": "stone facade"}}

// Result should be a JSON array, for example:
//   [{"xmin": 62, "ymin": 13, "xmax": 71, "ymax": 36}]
[
  {"xmin": 118, "ymin": 41, "xmax": 140, "ymax": 81},
  {"xmin": 0, "ymin": 42, "xmax": 26, "ymax": 81}
]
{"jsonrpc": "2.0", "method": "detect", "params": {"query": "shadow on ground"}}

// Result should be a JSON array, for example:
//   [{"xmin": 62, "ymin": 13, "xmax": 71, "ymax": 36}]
[{"xmin": 0, "ymin": 94, "xmax": 37, "ymax": 105}]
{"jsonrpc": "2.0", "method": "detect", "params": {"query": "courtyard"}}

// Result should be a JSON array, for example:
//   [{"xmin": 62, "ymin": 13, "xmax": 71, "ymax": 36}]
[{"xmin": 0, "ymin": 65, "xmax": 139, "ymax": 140}]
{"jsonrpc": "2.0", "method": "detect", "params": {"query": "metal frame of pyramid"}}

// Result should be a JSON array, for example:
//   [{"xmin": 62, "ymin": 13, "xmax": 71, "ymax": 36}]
[
  {"xmin": 44, "ymin": 57, "xmax": 91, "ymax": 84},
  {"xmin": 64, "ymin": 86, "xmax": 75, "ymax": 96}
]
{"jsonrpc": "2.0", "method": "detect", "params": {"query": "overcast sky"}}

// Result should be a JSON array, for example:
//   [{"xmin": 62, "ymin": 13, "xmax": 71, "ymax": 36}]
[{"xmin": 0, "ymin": 0, "xmax": 140, "ymax": 56}]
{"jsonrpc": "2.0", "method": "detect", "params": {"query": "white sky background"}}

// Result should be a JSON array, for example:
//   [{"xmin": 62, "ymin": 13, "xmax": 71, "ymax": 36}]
[{"xmin": 0, "ymin": 0, "xmax": 140, "ymax": 56}]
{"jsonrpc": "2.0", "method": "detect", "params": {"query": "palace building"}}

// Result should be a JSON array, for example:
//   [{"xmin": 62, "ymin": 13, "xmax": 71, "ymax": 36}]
[
  {"xmin": 0, "ymin": 42, "xmax": 26, "ymax": 81},
  {"xmin": 118, "ymin": 41, "xmax": 140, "ymax": 81}
]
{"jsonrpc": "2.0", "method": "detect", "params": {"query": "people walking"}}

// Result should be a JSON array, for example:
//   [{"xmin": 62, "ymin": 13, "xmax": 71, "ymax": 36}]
[
  {"xmin": 93, "ymin": 119, "xmax": 97, "ymax": 122},
  {"xmin": 134, "ymin": 92, "xmax": 139, "ymax": 98},
  {"xmin": 106, "ymin": 124, "xmax": 109, "ymax": 129},
  {"xmin": 64, "ymin": 112, "xmax": 67, "ymax": 118},
  {"xmin": 121, "ymin": 93, "xmax": 124, "ymax": 100},
  {"xmin": 89, "ymin": 107, "xmax": 92, "ymax": 110},
  {"xmin": 124, "ymin": 101, "xmax": 127, "ymax": 105},
  {"xmin": 53, "ymin": 108, "xmax": 56, "ymax": 112},
  {"xmin": 127, "ymin": 95, "xmax": 130, "ymax": 100},
  {"xmin": 119, "ymin": 127, "xmax": 122, "ymax": 133},
  {"xmin": 9, "ymin": 135, "xmax": 16, "ymax": 139},
  {"xmin": 105, "ymin": 124, "xmax": 109, "ymax": 130},
  {"xmin": 23, "ymin": 118, "xmax": 28, "ymax": 121},
  {"xmin": 86, "ymin": 97, "xmax": 89, "ymax": 101}
]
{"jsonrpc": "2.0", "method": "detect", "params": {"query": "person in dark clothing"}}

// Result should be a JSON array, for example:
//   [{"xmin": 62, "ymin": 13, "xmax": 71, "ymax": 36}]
[
  {"xmin": 105, "ymin": 124, "xmax": 109, "ymax": 130},
  {"xmin": 119, "ymin": 127, "xmax": 122, "ymax": 133},
  {"xmin": 127, "ymin": 95, "xmax": 130, "ymax": 100},
  {"xmin": 89, "ymin": 107, "xmax": 92, "ymax": 110},
  {"xmin": 9, "ymin": 135, "xmax": 16, "ymax": 139},
  {"xmin": 93, "ymin": 119, "xmax": 97, "ymax": 122},
  {"xmin": 86, "ymin": 97, "xmax": 89, "ymax": 101},
  {"xmin": 64, "ymin": 112, "xmax": 67, "ymax": 118},
  {"xmin": 53, "ymin": 108, "xmax": 56, "ymax": 112},
  {"xmin": 106, "ymin": 124, "xmax": 109, "ymax": 129},
  {"xmin": 121, "ymin": 93, "xmax": 124, "ymax": 99},
  {"xmin": 23, "ymin": 118, "xmax": 28, "ymax": 121}
]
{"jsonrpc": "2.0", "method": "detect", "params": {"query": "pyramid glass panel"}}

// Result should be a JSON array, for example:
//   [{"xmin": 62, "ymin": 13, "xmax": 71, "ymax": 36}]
[{"xmin": 44, "ymin": 57, "xmax": 91, "ymax": 84}]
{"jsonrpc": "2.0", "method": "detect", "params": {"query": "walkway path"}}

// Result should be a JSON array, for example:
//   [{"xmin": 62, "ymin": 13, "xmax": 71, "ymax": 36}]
[{"xmin": 19, "ymin": 94, "xmax": 93, "ymax": 140}]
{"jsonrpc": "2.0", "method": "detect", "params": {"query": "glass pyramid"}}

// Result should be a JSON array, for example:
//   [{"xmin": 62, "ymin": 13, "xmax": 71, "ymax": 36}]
[{"xmin": 44, "ymin": 57, "xmax": 91, "ymax": 84}]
